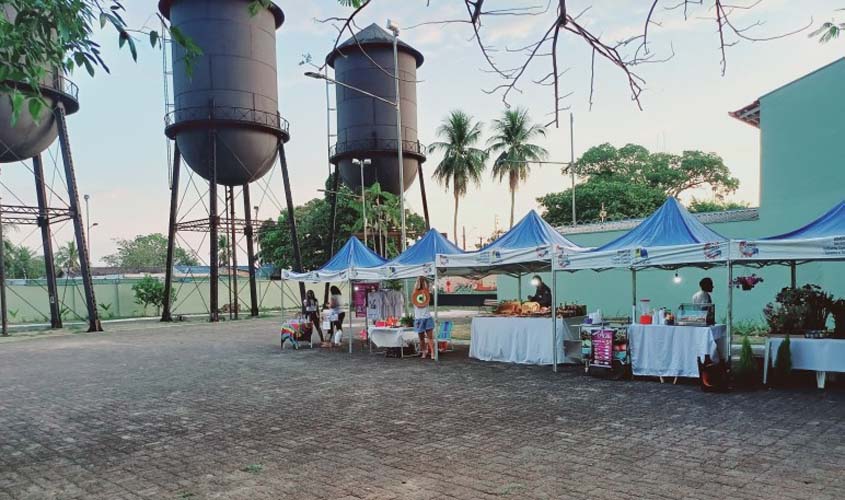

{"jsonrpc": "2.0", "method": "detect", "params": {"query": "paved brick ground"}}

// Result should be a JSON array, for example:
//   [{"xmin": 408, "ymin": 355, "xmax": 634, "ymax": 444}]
[{"xmin": 0, "ymin": 318, "xmax": 843, "ymax": 500}]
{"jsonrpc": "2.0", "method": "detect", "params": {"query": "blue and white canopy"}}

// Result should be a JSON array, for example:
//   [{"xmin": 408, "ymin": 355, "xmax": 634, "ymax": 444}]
[
  {"xmin": 356, "ymin": 229, "xmax": 464, "ymax": 280},
  {"xmin": 731, "ymin": 201, "xmax": 845, "ymax": 263},
  {"xmin": 559, "ymin": 198, "xmax": 728, "ymax": 270},
  {"xmin": 437, "ymin": 210, "xmax": 585, "ymax": 277},
  {"xmin": 282, "ymin": 236, "xmax": 386, "ymax": 282}
]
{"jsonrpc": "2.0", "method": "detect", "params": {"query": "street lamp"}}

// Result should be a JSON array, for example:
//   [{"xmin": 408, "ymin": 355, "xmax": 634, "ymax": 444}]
[
  {"xmin": 352, "ymin": 158, "xmax": 372, "ymax": 247},
  {"xmin": 386, "ymin": 19, "xmax": 407, "ymax": 252},
  {"xmin": 83, "ymin": 194, "xmax": 93, "ymax": 260}
]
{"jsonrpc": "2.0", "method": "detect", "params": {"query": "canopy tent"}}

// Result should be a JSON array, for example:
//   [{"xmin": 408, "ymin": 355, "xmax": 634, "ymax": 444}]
[
  {"xmin": 355, "ymin": 228, "xmax": 464, "ymax": 280},
  {"xmin": 438, "ymin": 210, "xmax": 586, "ymax": 277},
  {"xmin": 557, "ymin": 198, "xmax": 729, "ymax": 271},
  {"xmin": 282, "ymin": 236, "xmax": 386, "ymax": 282},
  {"xmin": 730, "ymin": 201, "xmax": 845, "ymax": 265}
]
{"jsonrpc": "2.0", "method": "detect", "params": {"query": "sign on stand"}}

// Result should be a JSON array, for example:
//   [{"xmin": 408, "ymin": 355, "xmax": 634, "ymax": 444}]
[{"xmin": 592, "ymin": 329, "xmax": 614, "ymax": 367}]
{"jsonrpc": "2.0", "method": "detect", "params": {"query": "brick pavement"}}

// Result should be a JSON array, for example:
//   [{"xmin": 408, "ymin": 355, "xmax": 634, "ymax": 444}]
[{"xmin": 0, "ymin": 318, "xmax": 843, "ymax": 499}]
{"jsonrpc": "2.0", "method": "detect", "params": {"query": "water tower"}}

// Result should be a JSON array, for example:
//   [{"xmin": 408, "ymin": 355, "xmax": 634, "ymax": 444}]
[
  {"xmin": 0, "ymin": 7, "xmax": 101, "ymax": 333},
  {"xmin": 158, "ymin": 0, "xmax": 305, "ymax": 322},
  {"xmin": 326, "ymin": 23, "xmax": 427, "ymax": 196}
]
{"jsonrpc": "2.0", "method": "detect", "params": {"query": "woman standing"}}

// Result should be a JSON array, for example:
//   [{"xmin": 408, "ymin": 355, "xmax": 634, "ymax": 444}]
[
  {"xmin": 303, "ymin": 290, "xmax": 323, "ymax": 342},
  {"xmin": 413, "ymin": 277, "xmax": 435, "ymax": 359},
  {"xmin": 328, "ymin": 285, "xmax": 346, "ymax": 345}
]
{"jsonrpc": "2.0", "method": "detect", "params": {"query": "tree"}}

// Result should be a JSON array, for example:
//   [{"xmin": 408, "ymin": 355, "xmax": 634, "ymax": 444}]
[
  {"xmin": 688, "ymin": 198, "xmax": 750, "ymax": 213},
  {"xmin": 429, "ymin": 110, "xmax": 488, "ymax": 243},
  {"xmin": 810, "ymin": 10, "xmax": 845, "ymax": 43},
  {"xmin": 103, "ymin": 233, "xmax": 198, "ymax": 268},
  {"xmin": 539, "ymin": 143, "xmax": 742, "ymax": 226},
  {"xmin": 2, "ymin": 240, "xmax": 45, "ymax": 279},
  {"xmin": 487, "ymin": 108, "xmax": 547, "ymax": 227},
  {"xmin": 131, "ymin": 275, "xmax": 172, "ymax": 316},
  {"xmin": 56, "ymin": 240, "xmax": 79, "ymax": 276}
]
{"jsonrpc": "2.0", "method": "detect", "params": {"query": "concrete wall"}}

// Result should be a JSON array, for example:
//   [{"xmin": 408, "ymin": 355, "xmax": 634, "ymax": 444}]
[{"xmin": 499, "ymin": 59, "xmax": 845, "ymax": 327}]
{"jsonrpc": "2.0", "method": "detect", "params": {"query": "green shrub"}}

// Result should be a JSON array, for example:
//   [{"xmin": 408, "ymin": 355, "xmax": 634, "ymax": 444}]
[{"xmin": 773, "ymin": 335, "xmax": 792, "ymax": 381}]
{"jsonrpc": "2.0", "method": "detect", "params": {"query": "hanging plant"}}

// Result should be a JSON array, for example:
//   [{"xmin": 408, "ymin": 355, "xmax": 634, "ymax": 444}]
[{"xmin": 731, "ymin": 274, "xmax": 764, "ymax": 291}]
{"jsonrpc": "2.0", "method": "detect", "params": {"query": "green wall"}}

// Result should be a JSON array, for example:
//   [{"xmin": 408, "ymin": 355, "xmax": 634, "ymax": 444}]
[{"xmin": 499, "ymin": 58, "xmax": 845, "ymax": 326}]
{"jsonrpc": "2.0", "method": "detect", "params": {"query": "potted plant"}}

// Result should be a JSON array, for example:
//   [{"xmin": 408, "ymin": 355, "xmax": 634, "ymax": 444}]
[
  {"xmin": 731, "ymin": 274, "xmax": 764, "ymax": 291},
  {"xmin": 733, "ymin": 334, "xmax": 758, "ymax": 388},
  {"xmin": 763, "ymin": 284, "xmax": 832, "ymax": 337},
  {"xmin": 400, "ymin": 314, "xmax": 414, "ymax": 327}
]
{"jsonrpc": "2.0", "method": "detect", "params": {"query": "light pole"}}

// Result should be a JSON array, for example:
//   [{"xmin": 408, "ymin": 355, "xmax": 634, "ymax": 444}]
[
  {"xmin": 386, "ymin": 19, "xmax": 406, "ymax": 252},
  {"xmin": 83, "ymin": 194, "xmax": 93, "ymax": 260},
  {"xmin": 352, "ymin": 158, "xmax": 372, "ymax": 247}
]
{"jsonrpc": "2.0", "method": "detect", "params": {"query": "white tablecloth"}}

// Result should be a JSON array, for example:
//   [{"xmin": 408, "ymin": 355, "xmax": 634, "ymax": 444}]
[
  {"xmin": 628, "ymin": 324, "xmax": 727, "ymax": 378},
  {"xmin": 470, "ymin": 317, "xmax": 575, "ymax": 365},
  {"xmin": 370, "ymin": 327, "xmax": 418, "ymax": 348},
  {"xmin": 766, "ymin": 337, "xmax": 845, "ymax": 373}
]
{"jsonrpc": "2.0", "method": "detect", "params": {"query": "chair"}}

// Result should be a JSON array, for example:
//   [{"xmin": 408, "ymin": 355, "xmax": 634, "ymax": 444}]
[{"xmin": 436, "ymin": 320, "xmax": 454, "ymax": 353}]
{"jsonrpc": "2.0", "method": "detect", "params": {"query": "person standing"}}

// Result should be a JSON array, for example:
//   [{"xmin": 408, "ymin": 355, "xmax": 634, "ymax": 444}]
[
  {"xmin": 329, "ymin": 285, "xmax": 346, "ymax": 345},
  {"xmin": 692, "ymin": 277, "xmax": 715, "ymax": 325},
  {"xmin": 303, "ymin": 290, "xmax": 323, "ymax": 343},
  {"xmin": 527, "ymin": 275, "xmax": 552, "ymax": 307},
  {"xmin": 413, "ymin": 277, "xmax": 435, "ymax": 359}
]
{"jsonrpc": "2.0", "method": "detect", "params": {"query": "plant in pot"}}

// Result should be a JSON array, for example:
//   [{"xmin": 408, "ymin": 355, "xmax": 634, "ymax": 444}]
[
  {"xmin": 733, "ymin": 334, "xmax": 758, "ymax": 388},
  {"xmin": 400, "ymin": 314, "xmax": 414, "ymax": 327}
]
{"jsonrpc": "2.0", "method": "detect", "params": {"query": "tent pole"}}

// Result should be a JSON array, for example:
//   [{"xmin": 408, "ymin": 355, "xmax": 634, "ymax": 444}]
[
  {"xmin": 631, "ymin": 269, "xmax": 637, "ymax": 322},
  {"xmin": 727, "ymin": 262, "xmax": 734, "ymax": 368},
  {"xmin": 551, "ymin": 265, "xmax": 558, "ymax": 373},
  {"xmin": 281, "ymin": 276, "xmax": 285, "ymax": 323},
  {"xmin": 349, "ymin": 279, "xmax": 354, "ymax": 354},
  {"xmin": 518, "ymin": 274, "xmax": 522, "ymax": 301},
  {"xmin": 790, "ymin": 261, "xmax": 797, "ymax": 289},
  {"xmin": 434, "ymin": 266, "xmax": 439, "ymax": 362}
]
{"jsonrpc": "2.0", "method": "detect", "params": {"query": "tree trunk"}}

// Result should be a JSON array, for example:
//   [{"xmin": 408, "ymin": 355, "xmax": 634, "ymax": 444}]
[
  {"xmin": 509, "ymin": 188, "xmax": 515, "ymax": 228},
  {"xmin": 453, "ymin": 191, "xmax": 460, "ymax": 243}
]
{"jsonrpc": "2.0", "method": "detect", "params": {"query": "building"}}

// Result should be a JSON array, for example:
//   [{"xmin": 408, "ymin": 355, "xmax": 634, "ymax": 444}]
[{"xmin": 499, "ymin": 58, "xmax": 845, "ymax": 323}]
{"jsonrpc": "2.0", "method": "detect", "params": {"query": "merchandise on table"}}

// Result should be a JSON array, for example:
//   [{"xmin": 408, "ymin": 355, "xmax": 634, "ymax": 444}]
[
  {"xmin": 676, "ymin": 303, "xmax": 714, "ymax": 326},
  {"xmin": 488, "ymin": 300, "xmax": 586, "ymax": 318},
  {"xmin": 367, "ymin": 290, "xmax": 405, "ymax": 320}
]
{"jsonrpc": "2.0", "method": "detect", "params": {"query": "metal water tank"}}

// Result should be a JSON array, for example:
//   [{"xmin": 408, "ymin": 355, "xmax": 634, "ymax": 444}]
[
  {"xmin": 159, "ymin": 0, "xmax": 288, "ymax": 186},
  {"xmin": 0, "ymin": 6, "xmax": 80, "ymax": 163},
  {"xmin": 327, "ymin": 23, "xmax": 425, "ymax": 195}
]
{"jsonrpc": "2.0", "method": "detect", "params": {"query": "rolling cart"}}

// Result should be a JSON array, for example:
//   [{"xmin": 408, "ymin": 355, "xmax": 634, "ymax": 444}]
[{"xmin": 580, "ymin": 323, "xmax": 631, "ymax": 380}]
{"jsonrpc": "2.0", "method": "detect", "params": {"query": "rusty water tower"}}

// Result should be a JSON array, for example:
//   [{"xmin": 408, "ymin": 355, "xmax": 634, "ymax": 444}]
[
  {"xmin": 326, "ymin": 23, "xmax": 426, "ymax": 196},
  {"xmin": 0, "ymin": 6, "xmax": 101, "ymax": 333},
  {"xmin": 159, "ymin": 0, "xmax": 305, "ymax": 322}
]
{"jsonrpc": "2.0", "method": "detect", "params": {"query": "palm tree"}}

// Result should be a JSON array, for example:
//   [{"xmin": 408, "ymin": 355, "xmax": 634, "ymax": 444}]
[
  {"xmin": 487, "ymin": 108, "xmax": 548, "ymax": 227},
  {"xmin": 428, "ymin": 110, "xmax": 488, "ymax": 243},
  {"xmin": 56, "ymin": 240, "xmax": 79, "ymax": 276}
]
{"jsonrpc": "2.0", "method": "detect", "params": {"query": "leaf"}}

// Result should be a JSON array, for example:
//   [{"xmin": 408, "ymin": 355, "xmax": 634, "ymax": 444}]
[
  {"xmin": 82, "ymin": 57, "xmax": 95, "ymax": 77},
  {"xmin": 27, "ymin": 96, "xmax": 45, "ymax": 123},
  {"xmin": 9, "ymin": 90, "xmax": 25, "ymax": 127},
  {"xmin": 119, "ymin": 31, "xmax": 128, "ymax": 49},
  {"xmin": 149, "ymin": 30, "xmax": 159, "ymax": 48},
  {"xmin": 100, "ymin": 13, "xmax": 108, "ymax": 29}
]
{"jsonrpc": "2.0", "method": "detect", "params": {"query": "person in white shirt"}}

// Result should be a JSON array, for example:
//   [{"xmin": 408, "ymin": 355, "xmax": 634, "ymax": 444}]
[
  {"xmin": 328, "ymin": 285, "xmax": 346, "ymax": 345},
  {"xmin": 692, "ymin": 277, "xmax": 716, "ymax": 325},
  {"xmin": 413, "ymin": 277, "xmax": 435, "ymax": 359}
]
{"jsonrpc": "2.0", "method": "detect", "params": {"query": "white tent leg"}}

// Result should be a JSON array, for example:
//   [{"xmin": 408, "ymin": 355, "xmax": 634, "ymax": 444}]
[
  {"xmin": 348, "ymin": 280, "xmax": 353, "ymax": 354},
  {"xmin": 790, "ymin": 261, "xmax": 797, "ymax": 289},
  {"xmin": 631, "ymin": 269, "xmax": 637, "ymax": 322},
  {"xmin": 434, "ymin": 267, "xmax": 439, "ymax": 362},
  {"xmin": 281, "ymin": 277, "xmax": 285, "ymax": 322},
  {"xmin": 727, "ymin": 262, "xmax": 733, "ymax": 367},
  {"xmin": 551, "ymin": 267, "xmax": 558, "ymax": 373}
]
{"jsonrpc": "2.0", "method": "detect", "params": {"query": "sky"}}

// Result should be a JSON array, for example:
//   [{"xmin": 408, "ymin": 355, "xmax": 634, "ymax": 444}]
[{"xmin": 2, "ymin": 0, "xmax": 841, "ymax": 264}]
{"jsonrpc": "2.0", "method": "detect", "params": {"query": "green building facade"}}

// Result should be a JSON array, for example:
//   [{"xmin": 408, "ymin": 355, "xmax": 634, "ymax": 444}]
[{"xmin": 498, "ymin": 58, "xmax": 845, "ymax": 326}]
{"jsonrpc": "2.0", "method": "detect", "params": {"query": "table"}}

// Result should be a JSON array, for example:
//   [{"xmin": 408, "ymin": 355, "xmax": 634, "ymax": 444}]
[
  {"xmin": 369, "ymin": 327, "xmax": 418, "ymax": 357},
  {"xmin": 763, "ymin": 337, "xmax": 845, "ymax": 389},
  {"xmin": 469, "ymin": 317, "xmax": 577, "ymax": 365},
  {"xmin": 628, "ymin": 324, "xmax": 727, "ymax": 379}
]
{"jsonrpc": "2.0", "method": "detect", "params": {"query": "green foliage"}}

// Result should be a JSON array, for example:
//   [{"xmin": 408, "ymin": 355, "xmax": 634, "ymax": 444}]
[
  {"xmin": 400, "ymin": 314, "xmax": 414, "ymax": 327},
  {"xmin": 488, "ymin": 108, "xmax": 547, "ymax": 227},
  {"xmin": 131, "ymin": 275, "xmax": 172, "ymax": 315},
  {"xmin": 257, "ymin": 177, "xmax": 426, "ymax": 270},
  {"xmin": 242, "ymin": 463, "xmax": 264, "ymax": 474},
  {"xmin": 539, "ymin": 142, "xmax": 741, "ymax": 225},
  {"xmin": 688, "ymin": 198, "xmax": 750, "ymax": 213},
  {"xmin": 2, "ymin": 239, "xmax": 45, "ymax": 279},
  {"xmin": 0, "ymin": 0, "xmax": 201, "ymax": 121},
  {"xmin": 735, "ymin": 335, "xmax": 756, "ymax": 381},
  {"xmin": 103, "ymin": 233, "xmax": 197, "ymax": 268},
  {"xmin": 732, "ymin": 319, "xmax": 767, "ymax": 337},
  {"xmin": 773, "ymin": 335, "xmax": 792, "ymax": 380},
  {"xmin": 98, "ymin": 302, "xmax": 113, "ymax": 320},
  {"xmin": 764, "ymin": 284, "xmax": 832, "ymax": 333},
  {"xmin": 429, "ymin": 110, "xmax": 488, "ymax": 242},
  {"xmin": 810, "ymin": 10, "xmax": 844, "ymax": 43},
  {"xmin": 56, "ymin": 240, "xmax": 79, "ymax": 276}
]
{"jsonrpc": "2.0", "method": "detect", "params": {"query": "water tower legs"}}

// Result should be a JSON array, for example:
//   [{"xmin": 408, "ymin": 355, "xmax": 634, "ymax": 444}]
[
  {"xmin": 33, "ymin": 154, "xmax": 62, "ymax": 328},
  {"xmin": 417, "ymin": 164, "xmax": 430, "ymax": 230},
  {"xmin": 325, "ymin": 165, "xmax": 340, "ymax": 305},
  {"xmin": 242, "ymin": 183, "xmax": 259, "ymax": 317},
  {"xmin": 208, "ymin": 129, "xmax": 220, "ymax": 322},
  {"xmin": 161, "ymin": 146, "xmax": 182, "ymax": 323},
  {"xmin": 55, "ymin": 104, "xmax": 101, "ymax": 332},
  {"xmin": 278, "ymin": 142, "xmax": 306, "ymax": 305},
  {"xmin": 227, "ymin": 186, "xmax": 239, "ymax": 320}
]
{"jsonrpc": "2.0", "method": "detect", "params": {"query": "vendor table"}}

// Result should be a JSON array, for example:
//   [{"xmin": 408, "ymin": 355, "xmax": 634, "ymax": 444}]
[
  {"xmin": 470, "ymin": 317, "xmax": 577, "ymax": 365},
  {"xmin": 628, "ymin": 324, "xmax": 727, "ymax": 379},
  {"xmin": 370, "ymin": 327, "xmax": 418, "ymax": 356},
  {"xmin": 763, "ymin": 337, "xmax": 845, "ymax": 389}
]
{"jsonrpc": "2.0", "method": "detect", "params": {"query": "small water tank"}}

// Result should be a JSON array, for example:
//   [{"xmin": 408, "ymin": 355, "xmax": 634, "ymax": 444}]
[
  {"xmin": 0, "ymin": 6, "xmax": 80, "ymax": 163},
  {"xmin": 159, "ymin": 0, "xmax": 288, "ymax": 187},
  {"xmin": 327, "ymin": 23, "xmax": 426, "ymax": 195}
]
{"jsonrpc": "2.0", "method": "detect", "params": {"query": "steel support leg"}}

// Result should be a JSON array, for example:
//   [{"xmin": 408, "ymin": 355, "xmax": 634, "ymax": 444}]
[
  {"xmin": 228, "ymin": 186, "xmax": 239, "ymax": 320},
  {"xmin": 0, "ymin": 204, "xmax": 7, "ymax": 336},
  {"xmin": 325, "ymin": 165, "xmax": 340, "ymax": 305},
  {"xmin": 209, "ymin": 129, "xmax": 220, "ymax": 322},
  {"xmin": 33, "ymin": 154, "xmax": 62, "ymax": 328},
  {"xmin": 243, "ymin": 183, "xmax": 259, "ymax": 317},
  {"xmin": 55, "ymin": 104, "xmax": 101, "ymax": 332},
  {"xmin": 278, "ymin": 141, "xmax": 305, "ymax": 305},
  {"xmin": 161, "ymin": 146, "xmax": 181, "ymax": 322},
  {"xmin": 417, "ymin": 163, "xmax": 430, "ymax": 231}
]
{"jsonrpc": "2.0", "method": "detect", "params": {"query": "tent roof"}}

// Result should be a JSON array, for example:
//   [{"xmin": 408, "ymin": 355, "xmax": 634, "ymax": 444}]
[
  {"xmin": 320, "ymin": 236, "xmax": 386, "ymax": 272},
  {"xmin": 765, "ymin": 201, "xmax": 845, "ymax": 240},
  {"xmin": 593, "ymin": 198, "xmax": 727, "ymax": 252},
  {"xmin": 386, "ymin": 229, "xmax": 463, "ymax": 266},
  {"xmin": 480, "ymin": 210, "xmax": 583, "ymax": 252}
]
